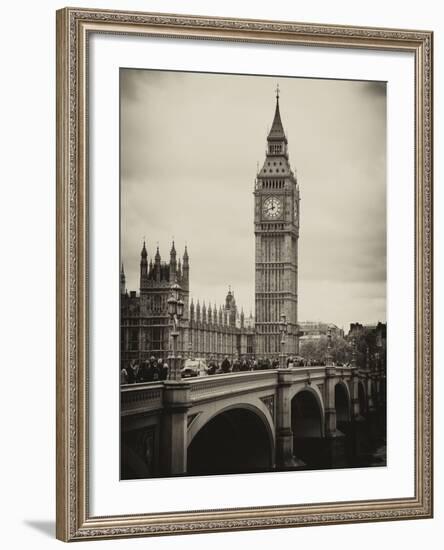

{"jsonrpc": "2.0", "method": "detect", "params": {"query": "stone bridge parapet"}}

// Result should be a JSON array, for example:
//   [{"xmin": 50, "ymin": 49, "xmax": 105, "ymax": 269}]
[{"xmin": 121, "ymin": 366, "xmax": 383, "ymax": 477}]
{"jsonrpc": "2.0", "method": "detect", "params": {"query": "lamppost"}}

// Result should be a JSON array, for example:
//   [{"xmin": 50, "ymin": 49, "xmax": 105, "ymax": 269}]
[
  {"xmin": 167, "ymin": 281, "xmax": 184, "ymax": 381},
  {"xmin": 325, "ymin": 325, "xmax": 333, "ymax": 365},
  {"xmin": 351, "ymin": 337, "xmax": 357, "ymax": 368},
  {"xmin": 279, "ymin": 314, "xmax": 288, "ymax": 368}
]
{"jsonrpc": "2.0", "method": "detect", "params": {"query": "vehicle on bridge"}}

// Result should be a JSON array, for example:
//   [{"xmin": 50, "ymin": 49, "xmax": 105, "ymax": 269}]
[{"xmin": 181, "ymin": 358, "xmax": 208, "ymax": 378}]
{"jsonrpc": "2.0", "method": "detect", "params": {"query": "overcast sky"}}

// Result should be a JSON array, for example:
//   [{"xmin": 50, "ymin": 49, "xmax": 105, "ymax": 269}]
[{"xmin": 120, "ymin": 69, "xmax": 386, "ymax": 330}]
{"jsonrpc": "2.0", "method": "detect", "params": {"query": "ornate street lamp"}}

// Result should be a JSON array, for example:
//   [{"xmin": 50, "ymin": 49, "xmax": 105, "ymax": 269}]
[
  {"xmin": 167, "ymin": 281, "xmax": 184, "ymax": 380},
  {"xmin": 279, "ymin": 313, "xmax": 288, "ymax": 368},
  {"xmin": 351, "ymin": 337, "xmax": 357, "ymax": 368},
  {"xmin": 374, "ymin": 350, "xmax": 380, "ymax": 374},
  {"xmin": 325, "ymin": 325, "xmax": 333, "ymax": 365}
]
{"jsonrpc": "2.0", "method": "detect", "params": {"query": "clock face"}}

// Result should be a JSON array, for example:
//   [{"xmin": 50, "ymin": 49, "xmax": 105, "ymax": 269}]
[{"xmin": 263, "ymin": 196, "xmax": 282, "ymax": 219}]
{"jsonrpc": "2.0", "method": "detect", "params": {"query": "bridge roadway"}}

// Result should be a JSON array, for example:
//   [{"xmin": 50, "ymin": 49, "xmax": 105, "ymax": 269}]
[{"xmin": 121, "ymin": 365, "xmax": 384, "ymax": 478}]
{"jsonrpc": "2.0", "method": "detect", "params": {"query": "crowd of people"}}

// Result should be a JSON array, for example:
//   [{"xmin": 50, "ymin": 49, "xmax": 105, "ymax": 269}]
[
  {"xmin": 120, "ymin": 354, "xmax": 328, "ymax": 384},
  {"xmin": 206, "ymin": 355, "xmax": 305, "ymax": 375},
  {"xmin": 120, "ymin": 357, "xmax": 169, "ymax": 385}
]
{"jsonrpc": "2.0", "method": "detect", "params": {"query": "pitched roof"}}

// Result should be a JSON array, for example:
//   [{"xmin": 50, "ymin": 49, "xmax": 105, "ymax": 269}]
[{"xmin": 267, "ymin": 96, "xmax": 286, "ymax": 141}]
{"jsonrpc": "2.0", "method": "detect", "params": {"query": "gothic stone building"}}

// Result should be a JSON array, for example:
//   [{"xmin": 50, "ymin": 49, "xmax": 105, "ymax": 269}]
[
  {"xmin": 188, "ymin": 291, "xmax": 255, "ymax": 361},
  {"xmin": 120, "ymin": 242, "xmax": 255, "ymax": 368},
  {"xmin": 121, "ymin": 90, "xmax": 299, "ymax": 366},
  {"xmin": 120, "ymin": 242, "xmax": 190, "ymax": 368}
]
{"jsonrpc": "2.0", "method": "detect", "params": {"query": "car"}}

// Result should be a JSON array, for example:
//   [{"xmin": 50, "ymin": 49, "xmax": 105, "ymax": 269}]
[{"xmin": 181, "ymin": 358, "xmax": 208, "ymax": 378}]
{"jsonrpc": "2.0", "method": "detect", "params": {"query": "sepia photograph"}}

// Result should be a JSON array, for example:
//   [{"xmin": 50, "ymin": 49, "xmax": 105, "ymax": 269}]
[{"xmin": 119, "ymin": 68, "xmax": 387, "ymax": 480}]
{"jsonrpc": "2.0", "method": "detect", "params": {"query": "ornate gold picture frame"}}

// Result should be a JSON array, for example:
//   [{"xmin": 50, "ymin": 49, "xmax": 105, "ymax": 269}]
[{"xmin": 56, "ymin": 7, "xmax": 433, "ymax": 541}]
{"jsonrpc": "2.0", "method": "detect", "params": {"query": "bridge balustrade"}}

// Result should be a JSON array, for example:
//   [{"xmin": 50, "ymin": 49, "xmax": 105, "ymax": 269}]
[{"xmin": 120, "ymin": 365, "xmax": 382, "ymax": 477}]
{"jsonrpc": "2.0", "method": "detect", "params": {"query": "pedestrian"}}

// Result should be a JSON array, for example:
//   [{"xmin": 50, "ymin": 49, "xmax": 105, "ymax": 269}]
[
  {"xmin": 120, "ymin": 367, "xmax": 128, "ymax": 385},
  {"xmin": 138, "ymin": 359, "xmax": 152, "ymax": 382},
  {"xmin": 147, "ymin": 356, "xmax": 157, "ymax": 381},
  {"xmin": 127, "ymin": 359, "xmax": 137, "ymax": 383},
  {"xmin": 207, "ymin": 357, "xmax": 217, "ymax": 375},
  {"xmin": 221, "ymin": 355, "xmax": 231, "ymax": 373},
  {"xmin": 161, "ymin": 362, "xmax": 169, "ymax": 381},
  {"xmin": 152, "ymin": 358, "xmax": 163, "ymax": 382}
]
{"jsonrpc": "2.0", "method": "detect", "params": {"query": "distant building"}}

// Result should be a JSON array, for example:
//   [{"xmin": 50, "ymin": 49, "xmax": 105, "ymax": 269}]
[
  {"xmin": 347, "ymin": 321, "xmax": 386, "ymax": 373},
  {"xmin": 348, "ymin": 322, "xmax": 386, "ymax": 345},
  {"xmin": 299, "ymin": 321, "xmax": 344, "ymax": 342}
]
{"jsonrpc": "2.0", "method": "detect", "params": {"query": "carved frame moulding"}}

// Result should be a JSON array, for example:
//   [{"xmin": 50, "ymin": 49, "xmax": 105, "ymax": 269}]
[{"xmin": 56, "ymin": 7, "xmax": 433, "ymax": 541}]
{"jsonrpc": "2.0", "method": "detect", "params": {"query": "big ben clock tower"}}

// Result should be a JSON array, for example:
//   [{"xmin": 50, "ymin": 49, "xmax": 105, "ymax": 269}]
[{"xmin": 254, "ymin": 87, "xmax": 300, "ymax": 358}]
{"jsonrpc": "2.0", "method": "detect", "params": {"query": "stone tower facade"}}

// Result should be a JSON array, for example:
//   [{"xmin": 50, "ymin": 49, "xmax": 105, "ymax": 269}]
[
  {"xmin": 120, "ymin": 241, "xmax": 189, "ymax": 366},
  {"xmin": 254, "ymin": 89, "xmax": 300, "ymax": 357}
]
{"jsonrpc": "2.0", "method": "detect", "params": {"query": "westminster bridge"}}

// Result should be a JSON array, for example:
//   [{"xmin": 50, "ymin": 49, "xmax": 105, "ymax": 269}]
[{"xmin": 120, "ymin": 366, "xmax": 386, "ymax": 478}]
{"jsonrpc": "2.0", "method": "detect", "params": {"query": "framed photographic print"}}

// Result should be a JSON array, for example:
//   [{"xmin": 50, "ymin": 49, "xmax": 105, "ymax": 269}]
[{"xmin": 56, "ymin": 7, "xmax": 433, "ymax": 541}]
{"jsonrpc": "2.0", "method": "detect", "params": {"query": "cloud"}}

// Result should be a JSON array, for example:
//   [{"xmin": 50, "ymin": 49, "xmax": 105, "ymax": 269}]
[{"xmin": 121, "ymin": 69, "xmax": 386, "ymax": 329}]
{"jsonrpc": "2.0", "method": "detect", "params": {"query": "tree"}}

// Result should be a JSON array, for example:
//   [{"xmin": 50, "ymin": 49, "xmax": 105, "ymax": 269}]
[{"xmin": 300, "ymin": 335, "xmax": 352, "ymax": 365}]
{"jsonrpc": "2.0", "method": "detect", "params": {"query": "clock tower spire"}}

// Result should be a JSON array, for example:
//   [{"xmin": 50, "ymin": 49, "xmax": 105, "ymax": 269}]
[{"xmin": 254, "ymin": 88, "xmax": 300, "ymax": 357}]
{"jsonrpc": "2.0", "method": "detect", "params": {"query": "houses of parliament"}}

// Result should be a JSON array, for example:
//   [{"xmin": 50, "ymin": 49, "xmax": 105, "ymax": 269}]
[{"xmin": 120, "ymin": 89, "xmax": 300, "ymax": 368}]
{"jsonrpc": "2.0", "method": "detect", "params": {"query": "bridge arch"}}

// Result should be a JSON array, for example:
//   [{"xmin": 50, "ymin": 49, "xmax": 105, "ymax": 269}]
[
  {"xmin": 187, "ymin": 403, "xmax": 274, "ymax": 475},
  {"xmin": 335, "ymin": 380, "xmax": 351, "ymax": 424},
  {"xmin": 290, "ymin": 385, "xmax": 325, "ymax": 438}
]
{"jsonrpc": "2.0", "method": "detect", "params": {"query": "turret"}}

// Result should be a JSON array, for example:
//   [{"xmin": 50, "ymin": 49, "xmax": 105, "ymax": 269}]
[
  {"xmin": 240, "ymin": 308, "xmax": 245, "ymax": 329},
  {"xmin": 120, "ymin": 263, "xmax": 126, "ymax": 295},
  {"xmin": 182, "ymin": 246, "xmax": 189, "ymax": 289},
  {"xmin": 169, "ymin": 241, "xmax": 177, "ymax": 280},
  {"xmin": 207, "ymin": 303, "xmax": 212, "ymax": 324},
  {"xmin": 225, "ymin": 287, "xmax": 233, "ymax": 309},
  {"xmin": 230, "ymin": 304, "xmax": 237, "ymax": 327},
  {"xmin": 256, "ymin": 86, "xmax": 297, "ymax": 190},
  {"xmin": 225, "ymin": 287, "xmax": 237, "ymax": 327},
  {"xmin": 154, "ymin": 246, "xmax": 161, "ymax": 282},
  {"xmin": 266, "ymin": 84, "xmax": 288, "ymax": 157},
  {"xmin": 202, "ymin": 302, "xmax": 207, "ymax": 324},
  {"xmin": 140, "ymin": 241, "xmax": 148, "ymax": 287},
  {"xmin": 196, "ymin": 300, "xmax": 201, "ymax": 323}
]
